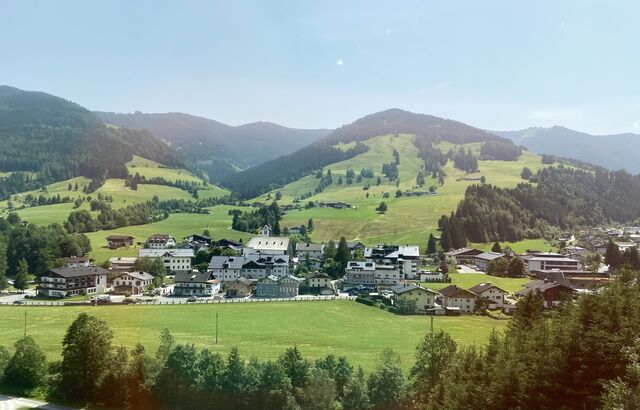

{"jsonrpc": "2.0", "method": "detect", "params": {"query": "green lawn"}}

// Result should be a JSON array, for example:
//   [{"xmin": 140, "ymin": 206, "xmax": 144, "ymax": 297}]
[
  {"xmin": 86, "ymin": 206, "xmax": 253, "ymax": 263},
  {"xmin": 126, "ymin": 155, "xmax": 203, "ymax": 183},
  {"xmin": 424, "ymin": 273, "xmax": 531, "ymax": 294},
  {"xmin": 472, "ymin": 239, "xmax": 556, "ymax": 254},
  {"xmin": 0, "ymin": 300, "xmax": 505, "ymax": 370}
]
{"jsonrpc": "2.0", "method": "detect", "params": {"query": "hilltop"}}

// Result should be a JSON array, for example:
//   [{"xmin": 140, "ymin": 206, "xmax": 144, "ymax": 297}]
[
  {"xmin": 96, "ymin": 111, "xmax": 331, "ymax": 180},
  {"xmin": 494, "ymin": 125, "xmax": 640, "ymax": 173}
]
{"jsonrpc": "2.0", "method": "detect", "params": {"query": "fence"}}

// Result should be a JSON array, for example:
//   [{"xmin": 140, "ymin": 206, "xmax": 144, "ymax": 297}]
[{"xmin": 0, "ymin": 295, "xmax": 356, "ymax": 307}]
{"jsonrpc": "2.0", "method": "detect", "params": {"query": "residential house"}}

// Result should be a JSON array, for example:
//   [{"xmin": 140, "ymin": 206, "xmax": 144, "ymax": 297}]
[
  {"xmin": 62, "ymin": 256, "xmax": 91, "ymax": 268},
  {"xmin": 346, "ymin": 241, "xmax": 366, "ymax": 253},
  {"xmin": 438, "ymin": 285, "xmax": 477, "ymax": 313},
  {"xmin": 112, "ymin": 271, "xmax": 154, "ymax": 295},
  {"xmin": 469, "ymin": 282, "xmax": 508, "ymax": 307},
  {"xmin": 255, "ymin": 275, "xmax": 303, "ymax": 298},
  {"xmin": 226, "ymin": 277, "xmax": 253, "ymax": 298},
  {"xmin": 146, "ymin": 234, "xmax": 177, "ymax": 249},
  {"xmin": 296, "ymin": 243, "xmax": 325, "ymax": 270},
  {"xmin": 38, "ymin": 266, "xmax": 108, "ymax": 298},
  {"xmin": 319, "ymin": 201, "xmax": 352, "ymax": 209},
  {"xmin": 516, "ymin": 280, "xmax": 577, "ymax": 308},
  {"xmin": 390, "ymin": 283, "xmax": 438, "ymax": 312},
  {"xmin": 444, "ymin": 248, "xmax": 483, "ymax": 265},
  {"xmin": 473, "ymin": 252, "xmax": 507, "ymax": 272},
  {"xmin": 106, "ymin": 235, "xmax": 135, "ymax": 249},
  {"xmin": 138, "ymin": 249, "xmax": 194, "ymax": 274},
  {"xmin": 173, "ymin": 271, "xmax": 219, "ymax": 297},
  {"xmin": 184, "ymin": 234, "xmax": 212, "ymax": 245},
  {"xmin": 208, "ymin": 255, "xmax": 290, "ymax": 282},
  {"xmin": 564, "ymin": 245, "xmax": 588, "ymax": 260},
  {"xmin": 109, "ymin": 257, "xmax": 138, "ymax": 272},
  {"xmin": 214, "ymin": 239, "xmax": 243, "ymax": 253},
  {"xmin": 307, "ymin": 273, "xmax": 332, "ymax": 289},
  {"xmin": 530, "ymin": 269, "xmax": 611, "ymax": 292}
]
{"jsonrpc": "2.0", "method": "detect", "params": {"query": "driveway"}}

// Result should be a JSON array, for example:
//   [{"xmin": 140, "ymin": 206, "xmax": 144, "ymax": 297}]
[{"xmin": 0, "ymin": 394, "xmax": 75, "ymax": 410}]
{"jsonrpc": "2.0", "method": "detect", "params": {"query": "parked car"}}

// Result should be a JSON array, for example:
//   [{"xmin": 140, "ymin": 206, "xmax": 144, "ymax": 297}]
[
  {"xmin": 13, "ymin": 300, "xmax": 24, "ymax": 305},
  {"xmin": 187, "ymin": 296, "xmax": 198, "ymax": 303}
]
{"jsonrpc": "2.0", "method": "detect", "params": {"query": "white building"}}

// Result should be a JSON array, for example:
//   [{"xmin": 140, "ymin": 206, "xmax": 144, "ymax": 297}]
[
  {"xmin": 469, "ymin": 282, "xmax": 508, "ymax": 307},
  {"xmin": 112, "ymin": 271, "xmax": 154, "ymax": 295},
  {"xmin": 138, "ymin": 249, "xmax": 194, "ymax": 274},
  {"xmin": 244, "ymin": 236, "xmax": 292, "ymax": 257},
  {"xmin": 364, "ymin": 245, "xmax": 420, "ymax": 278},
  {"xmin": 145, "ymin": 234, "xmax": 177, "ymax": 249},
  {"xmin": 208, "ymin": 254, "xmax": 290, "ymax": 282},
  {"xmin": 344, "ymin": 261, "xmax": 401, "ymax": 287},
  {"xmin": 525, "ymin": 252, "xmax": 581, "ymax": 271}
]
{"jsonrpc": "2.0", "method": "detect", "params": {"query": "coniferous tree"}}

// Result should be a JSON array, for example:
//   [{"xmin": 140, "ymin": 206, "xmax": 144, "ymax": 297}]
[
  {"xmin": 440, "ymin": 226, "xmax": 452, "ymax": 252},
  {"xmin": 13, "ymin": 258, "xmax": 29, "ymax": 292},
  {"xmin": 427, "ymin": 234, "xmax": 437, "ymax": 255},
  {"xmin": 491, "ymin": 242, "xmax": 502, "ymax": 253}
]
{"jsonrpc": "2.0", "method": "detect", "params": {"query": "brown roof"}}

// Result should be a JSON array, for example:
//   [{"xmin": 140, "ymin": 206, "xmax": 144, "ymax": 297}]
[
  {"xmin": 469, "ymin": 282, "xmax": 507, "ymax": 295},
  {"xmin": 439, "ymin": 285, "xmax": 476, "ymax": 298},
  {"xmin": 106, "ymin": 235, "xmax": 134, "ymax": 240},
  {"xmin": 47, "ymin": 266, "xmax": 109, "ymax": 279}
]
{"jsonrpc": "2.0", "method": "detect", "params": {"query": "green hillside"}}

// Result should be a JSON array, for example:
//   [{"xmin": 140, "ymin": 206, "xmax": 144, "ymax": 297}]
[{"xmin": 254, "ymin": 134, "xmax": 551, "ymax": 245}]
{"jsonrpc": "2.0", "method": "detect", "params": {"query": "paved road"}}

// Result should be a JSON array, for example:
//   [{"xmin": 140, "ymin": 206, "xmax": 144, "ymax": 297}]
[{"xmin": 0, "ymin": 394, "xmax": 75, "ymax": 410}]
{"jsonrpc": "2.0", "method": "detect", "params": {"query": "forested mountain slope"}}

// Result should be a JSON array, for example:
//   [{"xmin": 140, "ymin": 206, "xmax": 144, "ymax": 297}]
[
  {"xmin": 96, "ymin": 111, "xmax": 331, "ymax": 180},
  {"xmin": 0, "ymin": 86, "xmax": 187, "ymax": 199}
]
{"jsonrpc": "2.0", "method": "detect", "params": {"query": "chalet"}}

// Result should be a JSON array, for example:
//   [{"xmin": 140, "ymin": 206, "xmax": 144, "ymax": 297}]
[
  {"xmin": 109, "ymin": 257, "xmax": 138, "ymax": 272},
  {"xmin": 530, "ymin": 269, "xmax": 611, "ymax": 292},
  {"xmin": 146, "ymin": 234, "xmax": 177, "ymax": 249},
  {"xmin": 469, "ymin": 282, "xmax": 508, "ymax": 307},
  {"xmin": 390, "ymin": 283, "xmax": 438, "ymax": 312},
  {"xmin": 347, "ymin": 241, "xmax": 366, "ymax": 252},
  {"xmin": 364, "ymin": 244, "xmax": 420, "ymax": 277},
  {"xmin": 138, "ymin": 249, "xmax": 194, "ymax": 274},
  {"xmin": 516, "ymin": 280, "xmax": 577, "ymax": 308},
  {"xmin": 444, "ymin": 248, "xmax": 483, "ymax": 265},
  {"xmin": 183, "ymin": 234, "xmax": 212, "ymax": 245},
  {"xmin": 208, "ymin": 255, "xmax": 290, "ymax": 282},
  {"xmin": 345, "ymin": 261, "xmax": 401, "ymax": 287},
  {"xmin": 106, "ymin": 235, "xmax": 134, "ymax": 249},
  {"xmin": 244, "ymin": 236, "xmax": 292, "ymax": 257},
  {"xmin": 226, "ymin": 277, "xmax": 253, "ymax": 298},
  {"xmin": 62, "ymin": 256, "xmax": 91, "ymax": 268},
  {"xmin": 296, "ymin": 243, "xmax": 325, "ymax": 259},
  {"xmin": 173, "ymin": 271, "xmax": 219, "ymax": 297},
  {"xmin": 38, "ymin": 266, "xmax": 108, "ymax": 298},
  {"xmin": 112, "ymin": 271, "xmax": 154, "ymax": 295},
  {"xmin": 438, "ymin": 285, "xmax": 477, "ymax": 312},
  {"xmin": 473, "ymin": 252, "xmax": 507, "ymax": 272},
  {"xmin": 255, "ymin": 275, "xmax": 303, "ymax": 298}
]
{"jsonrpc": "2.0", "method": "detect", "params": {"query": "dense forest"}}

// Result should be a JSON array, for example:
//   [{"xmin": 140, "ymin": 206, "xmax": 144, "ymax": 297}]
[
  {"xmin": 221, "ymin": 142, "xmax": 367, "ymax": 199},
  {"xmin": 445, "ymin": 166, "xmax": 640, "ymax": 242},
  {"xmin": 0, "ymin": 86, "xmax": 188, "ymax": 200},
  {"xmin": 230, "ymin": 202, "xmax": 283, "ymax": 234},
  {"xmin": 2, "ymin": 274, "xmax": 640, "ymax": 409},
  {"xmin": 479, "ymin": 140, "xmax": 522, "ymax": 161}
]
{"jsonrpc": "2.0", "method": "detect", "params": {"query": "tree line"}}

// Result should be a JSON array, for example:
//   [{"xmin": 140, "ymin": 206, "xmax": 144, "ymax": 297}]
[{"xmin": 230, "ymin": 202, "xmax": 283, "ymax": 234}]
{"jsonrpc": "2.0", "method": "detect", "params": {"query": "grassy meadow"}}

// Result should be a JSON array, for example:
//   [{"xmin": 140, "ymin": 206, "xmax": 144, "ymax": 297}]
[
  {"xmin": 0, "ymin": 300, "xmax": 506, "ymax": 370},
  {"xmin": 424, "ymin": 273, "xmax": 531, "ymax": 294}
]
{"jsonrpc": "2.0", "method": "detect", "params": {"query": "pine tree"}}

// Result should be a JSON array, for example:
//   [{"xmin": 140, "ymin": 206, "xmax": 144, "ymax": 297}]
[
  {"xmin": 491, "ymin": 242, "xmax": 502, "ymax": 253},
  {"xmin": 307, "ymin": 218, "xmax": 314, "ymax": 232},
  {"xmin": 427, "ymin": 234, "xmax": 437, "ymax": 255},
  {"xmin": 13, "ymin": 258, "xmax": 29, "ymax": 292},
  {"xmin": 336, "ymin": 237, "xmax": 351, "ymax": 273},
  {"xmin": 440, "ymin": 226, "xmax": 452, "ymax": 252}
]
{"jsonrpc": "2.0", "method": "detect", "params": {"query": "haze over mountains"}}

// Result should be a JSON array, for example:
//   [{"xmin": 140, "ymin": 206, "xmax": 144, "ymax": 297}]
[
  {"xmin": 96, "ymin": 111, "xmax": 331, "ymax": 181},
  {"xmin": 494, "ymin": 126, "xmax": 640, "ymax": 173}
]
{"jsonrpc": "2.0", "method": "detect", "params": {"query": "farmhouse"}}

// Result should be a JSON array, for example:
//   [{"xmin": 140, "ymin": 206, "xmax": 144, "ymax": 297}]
[
  {"xmin": 173, "ymin": 271, "xmax": 219, "ymax": 297},
  {"xmin": 438, "ymin": 285, "xmax": 477, "ymax": 313},
  {"xmin": 469, "ymin": 282, "xmax": 508, "ymax": 307},
  {"xmin": 62, "ymin": 256, "xmax": 91, "ymax": 268},
  {"xmin": 208, "ymin": 255, "xmax": 290, "ymax": 282},
  {"xmin": 109, "ymin": 257, "xmax": 138, "ymax": 272},
  {"xmin": 296, "ymin": 243, "xmax": 325, "ymax": 269},
  {"xmin": 226, "ymin": 277, "xmax": 253, "ymax": 298},
  {"xmin": 112, "ymin": 271, "xmax": 154, "ymax": 295},
  {"xmin": 146, "ymin": 234, "xmax": 177, "ymax": 249},
  {"xmin": 516, "ymin": 280, "xmax": 577, "ymax": 308},
  {"xmin": 244, "ymin": 236, "xmax": 292, "ymax": 257},
  {"xmin": 345, "ymin": 261, "xmax": 401, "ymax": 287},
  {"xmin": 319, "ymin": 201, "xmax": 352, "ymax": 209},
  {"xmin": 473, "ymin": 252, "xmax": 507, "ymax": 272},
  {"xmin": 106, "ymin": 235, "xmax": 134, "ymax": 249},
  {"xmin": 390, "ymin": 283, "xmax": 437, "ymax": 312},
  {"xmin": 255, "ymin": 275, "xmax": 303, "ymax": 298},
  {"xmin": 138, "ymin": 249, "xmax": 194, "ymax": 274},
  {"xmin": 38, "ymin": 266, "xmax": 108, "ymax": 298},
  {"xmin": 444, "ymin": 248, "xmax": 483, "ymax": 265}
]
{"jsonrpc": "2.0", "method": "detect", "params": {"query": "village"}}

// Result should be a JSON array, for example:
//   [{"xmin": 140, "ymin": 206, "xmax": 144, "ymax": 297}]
[{"xmin": 23, "ymin": 220, "xmax": 633, "ymax": 316}]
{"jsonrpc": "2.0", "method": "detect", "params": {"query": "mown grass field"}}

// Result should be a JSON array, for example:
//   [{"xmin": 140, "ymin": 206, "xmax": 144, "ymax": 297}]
[
  {"xmin": 424, "ymin": 273, "xmax": 531, "ymax": 294},
  {"xmin": 126, "ymin": 155, "xmax": 203, "ymax": 183},
  {"xmin": 472, "ymin": 239, "xmax": 555, "ymax": 254},
  {"xmin": 86, "ymin": 206, "xmax": 253, "ymax": 263},
  {"xmin": 0, "ymin": 300, "xmax": 506, "ymax": 370}
]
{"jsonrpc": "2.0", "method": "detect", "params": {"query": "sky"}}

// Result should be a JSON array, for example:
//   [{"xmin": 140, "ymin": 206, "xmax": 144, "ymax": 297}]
[{"xmin": 1, "ymin": 0, "xmax": 640, "ymax": 134}]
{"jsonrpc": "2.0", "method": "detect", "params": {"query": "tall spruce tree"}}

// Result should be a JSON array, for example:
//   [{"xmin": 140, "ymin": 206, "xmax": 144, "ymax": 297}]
[{"xmin": 427, "ymin": 234, "xmax": 437, "ymax": 255}]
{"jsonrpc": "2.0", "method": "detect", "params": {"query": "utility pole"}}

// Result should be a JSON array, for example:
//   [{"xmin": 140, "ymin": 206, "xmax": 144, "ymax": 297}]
[
  {"xmin": 430, "ymin": 314, "xmax": 434, "ymax": 333},
  {"xmin": 215, "ymin": 312, "xmax": 219, "ymax": 344},
  {"xmin": 24, "ymin": 309, "xmax": 27, "ymax": 337}
]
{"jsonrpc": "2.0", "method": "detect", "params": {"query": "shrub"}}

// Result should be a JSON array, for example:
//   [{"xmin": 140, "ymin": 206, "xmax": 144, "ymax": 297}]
[{"xmin": 355, "ymin": 297, "xmax": 375, "ymax": 306}]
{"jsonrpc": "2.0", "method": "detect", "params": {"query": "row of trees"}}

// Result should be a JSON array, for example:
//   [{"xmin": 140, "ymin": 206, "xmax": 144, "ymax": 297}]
[
  {"xmin": 230, "ymin": 202, "xmax": 282, "ymax": 234},
  {"xmin": 448, "ymin": 147, "xmax": 478, "ymax": 173},
  {"xmin": 479, "ymin": 140, "xmax": 522, "ymax": 161}
]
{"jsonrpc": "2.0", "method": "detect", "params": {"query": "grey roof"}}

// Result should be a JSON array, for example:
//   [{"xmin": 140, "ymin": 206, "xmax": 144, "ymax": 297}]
[
  {"xmin": 246, "ymin": 236, "xmax": 290, "ymax": 251},
  {"xmin": 208, "ymin": 254, "xmax": 290, "ymax": 270},
  {"xmin": 115, "ymin": 271, "xmax": 154, "ymax": 281},
  {"xmin": 515, "ymin": 281, "xmax": 576, "ymax": 297},
  {"xmin": 469, "ymin": 282, "xmax": 507, "ymax": 294},
  {"xmin": 48, "ymin": 266, "xmax": 109, "ymax": 279},
  {"xmin": 444, "ymin": 247, "xmax": 482, "ymax": 256},
  {"xmin": 174, "ymin": 271, "xmax": 213, "ymax": 283},
  {"xmin": 138, "ymin": 249, "xmax": 195, "ymax": 258},
  {"xmin": 63, "ymin": 256, "xmax": 90, "ymax": 263},
  {"xmin": 209, "ymin": 256, "xmax": 245, "ymax": 270},
  {"xmin": 390, "ymin": 283, "xmax": 437, "ymax": 295},
  {"xmin": 474, "ymin": 252, "xmax": 506, "ymax": 261},
  {"xmin": 296, "ymin": 243, "xmax": 325, "ymax": 252}
]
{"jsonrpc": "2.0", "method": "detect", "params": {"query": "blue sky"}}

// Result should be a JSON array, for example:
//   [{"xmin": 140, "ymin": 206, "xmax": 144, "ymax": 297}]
[{"xmin": 1, "ymin": 0, "xmax": 639, "ymax": 134}]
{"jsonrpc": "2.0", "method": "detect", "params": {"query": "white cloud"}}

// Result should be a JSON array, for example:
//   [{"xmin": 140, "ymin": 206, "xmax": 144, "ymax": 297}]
[
  {"xmin": 433, "ymin": 81, "xmax": 453, "ymax": 89},
  {"xmin": 336, "ymin": 58, "xmax": 344, "ymax": 66},
  {"xmin": 530, "ymin": 107, "xmax": 582, "ymax": 121},
  {"xmin": 633, "ymin": 121, "xmax": 640, "ymax": 129},
  {"xmin": 560, "ymin": 21, "xmax": 567, "ymax": 28}
]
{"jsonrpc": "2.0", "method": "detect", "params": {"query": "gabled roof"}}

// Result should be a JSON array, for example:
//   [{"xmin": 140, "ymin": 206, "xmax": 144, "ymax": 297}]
[
  {"xmin": 106, "ymin": 234, "xmax": 134, "ymax": 240},
  {"xmin": 515, "ymin": 281, "xmax": 577, "ymax": 297},
  {"xmin": 47, "ymin": 266, "xmax": 109, "ymax": 279},
  {"xmin": 390, "ymin": 283, "xmax": 437, "ymax": 295},
  {"xmin": 246, "ymin": 236, "xmax": 290, "ymax": 251},
  {"xmin": 309, "ymin": 273, "xmax": 331, "ymax": 279},
  {"xmin": 474, "ymin": 252, "xmax": 506, "ymax": 261},
  {"xmin": 438, "ymin": 285, "xmax": 476, "ymax": 298},
  {"xmin": 469, "ymin": 282, "xmax": 507, "ymax": 294},
  {"xmin": 138, "ymin": 249, "xmax": 195, "ymax": 258},
  {"xmin": 444, "ymin": 247, "xmax": 483, "ymax": 257},
  {"xmin": 174, "ymin": 271, "xmax": 213, "ymax": 283},
  {"xmin": 63, "ymin": 256, "xmax": 90, "ymax": 263},
  {"xmin": 114, "ymin": 271, "xmax": 154, "ymax": 281},
  {"xmin": 296, "ymin": 243, "xmax": 325, "ymax": 252}
]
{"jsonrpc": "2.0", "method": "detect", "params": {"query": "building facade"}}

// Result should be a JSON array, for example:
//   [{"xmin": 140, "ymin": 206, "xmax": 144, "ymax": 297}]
[{"xmin": 38, "ymin": 267, "xmax": 108, "ymax": 298}]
